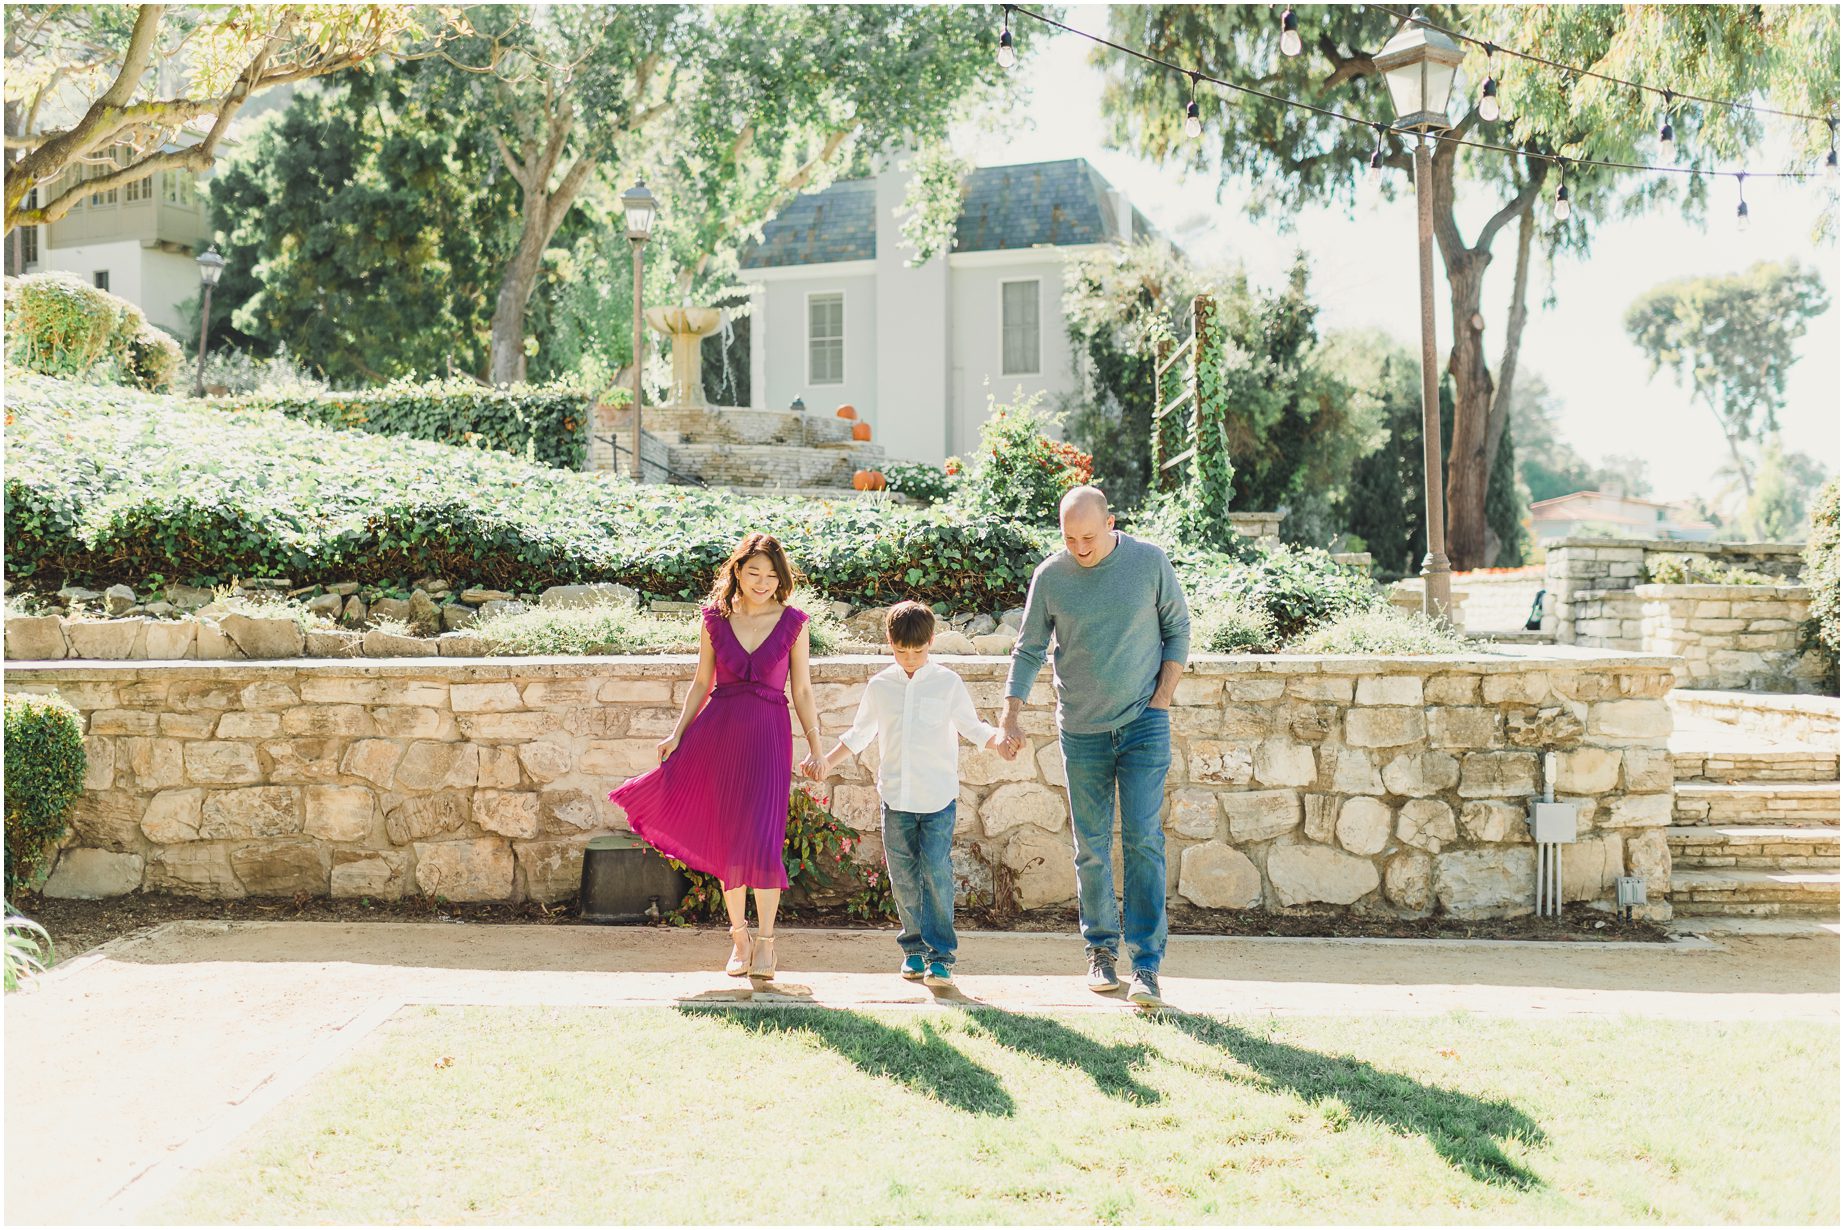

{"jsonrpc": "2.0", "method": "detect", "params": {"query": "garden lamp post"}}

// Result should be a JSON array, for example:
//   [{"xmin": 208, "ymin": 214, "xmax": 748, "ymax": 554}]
[
  {"xmin": 622, "ymin": 179, "xmax": 658, "ymax": 482},
  {"xmin": 191, "ymin": 246, "xmax": 225, "ymax": 397},
  {"xmin": 1373, "ymin": 9, "xmax": 1463, "ymax": 623}
]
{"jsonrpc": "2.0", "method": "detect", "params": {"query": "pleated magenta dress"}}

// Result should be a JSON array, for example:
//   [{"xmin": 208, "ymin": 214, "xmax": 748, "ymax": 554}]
[{"xmin": 610, "ymin": 604, "xmax": 808, "ymax": 890}]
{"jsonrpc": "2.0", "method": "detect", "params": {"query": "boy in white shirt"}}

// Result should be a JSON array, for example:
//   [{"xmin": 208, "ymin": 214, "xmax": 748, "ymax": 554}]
[{"xmin": 814, "ymin": 601, "xmax": 1011, "ymax": 987}]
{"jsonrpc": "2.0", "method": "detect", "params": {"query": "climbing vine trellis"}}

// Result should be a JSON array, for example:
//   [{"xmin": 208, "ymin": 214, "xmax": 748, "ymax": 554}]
[{"xmin": 1150, "ymin": 293, "xmax": 1237, "ymax": 549}]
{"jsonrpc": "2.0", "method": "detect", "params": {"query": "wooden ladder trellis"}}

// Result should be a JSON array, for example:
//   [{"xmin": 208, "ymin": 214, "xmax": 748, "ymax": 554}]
[{"xmin": 1150, "ymin": 294, "xmax": 1215, "ymax": 493}]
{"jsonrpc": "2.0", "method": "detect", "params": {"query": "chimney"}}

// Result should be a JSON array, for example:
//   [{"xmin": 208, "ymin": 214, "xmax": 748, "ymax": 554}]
[{"xmin": 1111, "ymin": 189, "xmax": 1134, "ymax": 244}]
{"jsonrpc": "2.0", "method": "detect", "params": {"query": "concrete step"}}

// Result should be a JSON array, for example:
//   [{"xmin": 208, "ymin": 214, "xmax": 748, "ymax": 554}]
[
  {"xmin": 1672, "ymin": 781, "xmax": 1841, "ymax": 827},
  {"xmin": 1669, "ymin": 868, "xmax": 1841, "ymax": 916},
  {"xmin": 1671, "ymin": 746, "xmax": 1840, "ymax": 784},
  {"xmin": 1665, "ymin": 825, "xmax": 1840, "ymax": 870}
]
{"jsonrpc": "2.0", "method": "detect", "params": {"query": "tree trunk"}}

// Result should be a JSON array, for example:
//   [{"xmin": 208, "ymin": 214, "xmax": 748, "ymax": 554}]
[
  {"xmin": 1442, "ymin": 248, "xmax": 1493, "ymax": 572},
  {"xmin": 1479, "ymin": 199, "xmax": 1537, "ymax": 567},
  {"xmin": 487, "ymin": 208, "xmax": 551, "ymax": 385}
]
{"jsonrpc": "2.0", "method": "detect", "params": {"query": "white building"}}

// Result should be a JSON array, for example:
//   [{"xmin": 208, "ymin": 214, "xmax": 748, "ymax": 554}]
[
  {"xmin": 1529, "ymin": 488, "xmax": 1719, "ymax": 542},
  {"xmin": 742, "ymin": 156, "xmax": 1154, "ymax": 465}
]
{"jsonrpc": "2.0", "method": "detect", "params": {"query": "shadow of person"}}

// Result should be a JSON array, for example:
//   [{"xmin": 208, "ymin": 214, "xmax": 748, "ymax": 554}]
[
  {"xmin": 678, "ymin": 1005, "xmax": 1015, "ymax": 1117},
  {"xmin": 965, "ymin": 1008, "xmax": 1162, "ymax": 1106},
  {"xmin": 1161, "ymin": 1013, "xmax": 1546, "ymax": 1189}
]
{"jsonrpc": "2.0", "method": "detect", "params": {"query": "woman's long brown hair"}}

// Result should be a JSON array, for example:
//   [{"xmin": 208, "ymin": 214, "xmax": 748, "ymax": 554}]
[{"xmin": 705, "ymin": 532, "xmax": 796, "ymax": 617}]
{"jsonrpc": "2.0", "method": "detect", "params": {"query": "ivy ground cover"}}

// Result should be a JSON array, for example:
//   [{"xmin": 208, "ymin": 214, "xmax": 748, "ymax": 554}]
[{"xmin": 149, "ymin": 1005, "xmax": 1836, "ymax": 1224}]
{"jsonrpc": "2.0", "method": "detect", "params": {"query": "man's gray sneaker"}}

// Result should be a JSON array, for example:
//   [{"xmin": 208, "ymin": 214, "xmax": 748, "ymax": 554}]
[
  {"xmin": 1127, "ymin": 968, "xmax": 1161, "ymax": 1005},
  {"xmin": 1086, "ymin": 950, "xmax": 1120, "ymax": 992}
]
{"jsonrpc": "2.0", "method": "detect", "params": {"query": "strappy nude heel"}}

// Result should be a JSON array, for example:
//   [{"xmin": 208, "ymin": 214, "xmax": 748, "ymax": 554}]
[
  {"xmin": 749, "ymin": 934, "xmax": 777, "ymax": 980},
  {"xmin": 725, "ymin": 926, "xmax": 754, "ymax": 977}
]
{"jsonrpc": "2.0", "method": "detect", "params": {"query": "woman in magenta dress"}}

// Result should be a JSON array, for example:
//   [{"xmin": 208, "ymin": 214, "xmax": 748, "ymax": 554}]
[{"xmin": 610, "ymin": 533, "xmax": 824, "ymax": 979}]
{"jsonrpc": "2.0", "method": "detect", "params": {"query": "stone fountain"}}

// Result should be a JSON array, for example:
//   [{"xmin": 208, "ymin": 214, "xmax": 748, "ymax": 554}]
[{"xmin": 644, "ymin": 305, "xmax": 725, "ymax": 409}]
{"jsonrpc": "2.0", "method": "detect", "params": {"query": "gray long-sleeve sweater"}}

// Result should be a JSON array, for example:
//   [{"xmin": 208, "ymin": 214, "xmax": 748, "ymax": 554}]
[{"xmin": 1004, "ymin": 532, "xmax": 1191, "ymax": 734}]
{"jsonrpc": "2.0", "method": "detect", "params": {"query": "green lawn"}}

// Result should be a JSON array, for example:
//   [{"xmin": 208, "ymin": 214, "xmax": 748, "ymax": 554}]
[{"xmin": 150, "ymin": 1005, "xmax": 1837, "ymax": 1224}]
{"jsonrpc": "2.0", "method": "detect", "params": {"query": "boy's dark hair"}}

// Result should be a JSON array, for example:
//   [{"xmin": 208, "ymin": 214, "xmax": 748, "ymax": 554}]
[{"xmin": 885, "ymin": 601, "xmax": 936, "ymax": 648}]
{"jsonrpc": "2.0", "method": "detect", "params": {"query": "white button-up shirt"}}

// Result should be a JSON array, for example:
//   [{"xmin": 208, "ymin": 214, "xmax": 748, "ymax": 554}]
[{"xmin": 840, "ymin": 661, "xmax": 1004, "ymax": 815}]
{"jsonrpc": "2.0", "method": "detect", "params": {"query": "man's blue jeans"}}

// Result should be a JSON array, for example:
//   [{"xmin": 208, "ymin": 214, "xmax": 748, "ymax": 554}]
[
  {"xmin": 1059, "ymin": 706, "xmax": 1171, "ymax": 973},
  {"xmin": 882, "ymin": 800, "xmax": 958, "ymax": 964}
]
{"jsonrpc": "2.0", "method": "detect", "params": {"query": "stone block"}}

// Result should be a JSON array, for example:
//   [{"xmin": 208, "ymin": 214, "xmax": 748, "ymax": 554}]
[
  {"xmin": 452, "ymin": 682, "xmax": 525, "ymax": 713},
  {"xmin": 1423, "ymin": 675, "xmax": 1479, "ymax": 705},
  {"xmin": 373, "ymin": 707, "xmax": 446, "ymax": 739},
  {"xmin": 1335, "ymin": 797, "xmax": 1392, "ymax": 856},
  {"xmin": 395, "ymin": 741, "xmax": 469, "ymax": 791},
  {"xmin": 200, "ymin": 787, "xmax": 302, "ymax": 839},
  {"xmin": 1458, "ymin": 752, "xmax": 1540, "ymax": 799},
  {"xmin": 1604, "ymin": 793, "xmax": 1672, "ymax": 829},
  {"xmin": 515, "ymin": 837, "xmax": 592, "ymax": 903},
  {"xmin": 1222, "ymin": 789, "xmax": 1300, "ymax": 842},
  {"xmin": 1329, "ymin": 750, "xmax": 1385, "ymax": 794},
  {"xmin": 413, "ymin": 839, "xmax": 514, "ymax": 901},
  {"xmin": 1383, "ymin": 851, "xmax": 1433, "ymax": 911},
  {"xmin": 830, "ymin": 785, "xmax": 881, "ymax": 831},
  {"xmin": 263, "ymin": 739, "xmax": 343, "ymax": 783},
  {"xmin": 147, "ymin": 622, "xmax": 205, "ymax": 661},
  {"xmin": 282, "ymin": 705, "xmax": 378, "ymax": 739},
  {"xmin": 578, "ymin": 739, "xmax": 661, "ymax": 777},
  {"xmin": 599, "ymin": 679, "xmax": 674, "ymax": 704},
  {"xmin": 1428, "ymin": 707, "xmax": 1501, "ymax": 749},
  {"xmin": 1355, "ymin": 676, "xmax": 1424, "ymax": 706},
  {"xmin": 141, "ymin": 789, "xmax": 204, "ymax": 843},
  {"xmin": 1623, "ymin": 828, "xmax": 1670, "ymax": 896},
  {"xmin": 1036, "ymin": 741, "xmax": 1066, "ymax": 788},
  {"xmin": 1188, "ymin": 742, "xmax": 1254, "ymax": 785},
  {"xmin": 331, "ymin": 849, "xmax": 411, "ymax": 899},
  {"xmin": 1253, "ymin": 738, "xmax": 1316, "ymax": 788},
  {"xmin": 1288, "ymin": 676, "xmax": 1354, "ymax": 703},
  {"xmin": 951, "ymin": 846, "xmax": 995, "ymax": 908},
  {"xmin": 340, "ymin": 739, "xmax": 404, "ymax": 788},
  {"xmin": 1458, "ymin": 800, "xmax": 1524, "ymax": 844},
  {"xmin": 66, "ymin": 618, "xmax": 148, "ymax": 660},
  {"xmin": 1589, "ymin": 700, "xmax": 1671, "ymax": 739},
  {"xmin": 1167, "ymin": 788, "xmax": 1221, "ymax": 840},
  {"xmin": 1553, "ymin": 747, "xmax": 1620, "ymax": 795},
  {"xmin": 1344, "ymin": 707, "xmax": 1426, "ymax": 748},
  {"xmin": 1434, "ymin": 847, "xmax": 1537, "ymax": 918},
  {"xmin": 961, "ymin": 745, "xmax": 1037, "ymax": 786},
  {"xmin": 306, "ymin": 786, "xmax": 376, "ymax": 842},
  {"xmin": 1482, "ymin": 672, "xmax": 1550, "ymax": 705},
  {"xmin": 215, "ymin": 711, "xmax": 281, "ymax": 740},
  {"xmin": 1395, "ymin": 798, "xmax": 1457, "ymax": 853},
  {"xmin": 1302, "ymin": 794, "xmax": 1337, "ymax": 843},
  {"xmin": 972, "ymin": 632, "xmax": 1017, "ymax": 655},
  {"xmin": 980, "ymin": 782, "xmax": 1066, "ymax": 837},
  {"xmin": 1003, "ymin": 826, "xmax": 1076, "ymax": 909},
  {"xmin": 474, "ymin": 790, "xmax": 543, "ymax": 841},
  {"xmin": 1266, "ymin": 844, "xmax": 1380, "ymax": 906},
  {"xmin": 146, "ymin": 845, "xmax": 247, "ymax": 898},
  {"xmin": 183, "ymin": 741, "xmax": 262, "ymax": 785},
  {"xmin": 302, "ymin": 678, "xmax": 449, "ymax": 707},
  {"xmin": 1178, "ymin": 842, "xmax": 1262, "ymax": 909},
  {"xmin": 363, "ymin": 629, "xmax": 436, "ymax": 657},
  {"xmin": 384, "ymin": 791, "xmax": 471, "ymax": 844},
  {"xmin": 43, "ymin": 848, "xmax": 144, "ymax": 899},
  {"xmin": 1621, "ymin": 747, "xmax": 1674, "ymax": 793},
  {"xmin": 1224, "ymin": 678, "xmax": 1286, "ymax": 702},
  {"xmin": 230, "ymin": 839, "xmax": 328, "ymax": 896},
  {"xmin": 1381, "ymin": 751, "xmax": 1459, "ymax": 797},
  {"xmin": 458, "ymin": 712, "xmax": 562, "ymax": 741},
  {"xmin": 220, "ymin": 613, "xmax": 305, "ymax": 660},
  {"xmin": 4, "ymin": 615, "xmax": 68, "ymax": 660},
  {"xmin": 540, "ymin": 789, "xmax": 601, "ymax": 835},
  {"xmin": 1562, "ymin": 833, "xmax": 1621, "ymax": 903},
  {"xmin": 1504, "ymin": 706, "xmax": 1586, "ymax": 748}
]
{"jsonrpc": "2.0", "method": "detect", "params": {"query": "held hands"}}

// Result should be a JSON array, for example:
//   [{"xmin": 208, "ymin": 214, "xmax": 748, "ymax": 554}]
[
  {"xmin": 798, "ymin": 752, "xmax": 826, "ymax": 781},
  {"xmin": 987, "ymin": 731, "xmax": 1018, "ymax": 763},
  {"xmin": 998, "ymin": 713, "xmax": 1026, "ymax": 761}
]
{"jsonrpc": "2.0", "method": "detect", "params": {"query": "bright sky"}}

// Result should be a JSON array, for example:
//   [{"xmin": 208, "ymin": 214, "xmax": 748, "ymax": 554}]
[{"xmin": 952, "ymin": 6, "xmax": 1841, "ymax": 507}]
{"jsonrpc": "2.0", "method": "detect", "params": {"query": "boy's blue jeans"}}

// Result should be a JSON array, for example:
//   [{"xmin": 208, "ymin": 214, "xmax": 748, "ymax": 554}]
[
  {"xmin": 882, "ymin": 800, "xmax": 958, "ymax": 965},
  {"xmin": 1059, "ymin": 705, "xmax": 1171, "ymax": 974}
]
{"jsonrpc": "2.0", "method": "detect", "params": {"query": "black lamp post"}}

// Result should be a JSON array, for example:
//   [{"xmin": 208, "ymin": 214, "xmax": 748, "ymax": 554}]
[
  {"xmin": 1373, "ymin": 8, "xmax": 1463, "ymax": 624},
  {"xmin": 191, "ymin": 246, "xmax": 225, "ymax": 397},
  {"xmin": 622, "ymin": 179, "xmax": 657, "ymax": 482}
]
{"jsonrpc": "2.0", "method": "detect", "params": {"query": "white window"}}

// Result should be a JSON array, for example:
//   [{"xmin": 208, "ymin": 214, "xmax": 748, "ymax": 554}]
[
  {"xmin": 1000, "ymin": 279, "xmax": 1040, "ymax": 376},
  {"xmin": 93, "ymin": 271, "xmax": 109, "ymax": 291},
  {"xmin": 807, "ymin": 291, "xmax": 844, "ymax": 385},
  {"xmin": 125, "ymin": 175, "xmax": 153, "ymax": 203},
  {"xmin": 162, "ymin": 172, "xmax": 196, "ymax": 207}
]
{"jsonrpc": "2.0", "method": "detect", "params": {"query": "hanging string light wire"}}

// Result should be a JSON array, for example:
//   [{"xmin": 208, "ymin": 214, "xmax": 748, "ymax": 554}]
[
  {"xmin": 1001, "ymin": 3, "xmax": 1829, "ymax": 184},
  {"xmin": 1370, "ymin": 3, "xmax": 1835, "ymax": 126}
]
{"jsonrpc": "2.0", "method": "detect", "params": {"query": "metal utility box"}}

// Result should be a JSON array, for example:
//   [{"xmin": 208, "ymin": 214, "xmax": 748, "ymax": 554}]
[
  {"xmin": 1528, "ymin": 801, "xmax": 1580, "ymax": 844},
  {"xmin": 578, "ymin": 832, "xmax": 688, "ymax": 924}
]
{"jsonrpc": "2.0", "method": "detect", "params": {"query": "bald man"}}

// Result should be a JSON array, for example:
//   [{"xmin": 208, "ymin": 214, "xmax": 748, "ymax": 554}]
[{"xmin": 1002, "ymin": 485, "xmax": 1190, "ymax": 1005}]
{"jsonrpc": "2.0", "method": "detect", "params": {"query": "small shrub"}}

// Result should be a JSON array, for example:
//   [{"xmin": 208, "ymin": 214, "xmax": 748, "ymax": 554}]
[
  {"xmin": 4, "ymin": 273, "xmax": 126, "ymax": 379},
  {"xmin": 1646, "ymin": 554, "xmax": 1780, "ymax": 586},
  {"xmin": 473, "ymin": 601, "xmax": 690, "ymax": 656},
  {"xmin": 1191, "ymin": 590, "xmax": 1276, "ymax": 653},
  {"xmin": 4, "ymin": 904, "xmax": 54, "ymax": 991},
  {"xmin": 1800, "ymin": 479, "xmax": 1839, "ymax": 692},
  {"xmin": 200, "ymin": 343, "xmax": 329, "ymax": 396},
  {"xmin": 1284, "ymin": 608, "xmax": 1468, "ymax": 655},
  {"xmin": 951, "ymin": 392, "xmax": 1094, "ymax": 524},
  {"xmin": 3, "ymin": 692, "xmax": 87, "ymax": 895},
  {"xmin": 881, "ymin": 461, "xmax": 955, "ymax": 505},
  {"xmin": 1183, "ymin": 544, "xmax": 1383, "ymax": 644},
  {"xmin": 124, "ymin": 324, "xmax": 184, "ymax": 393}
]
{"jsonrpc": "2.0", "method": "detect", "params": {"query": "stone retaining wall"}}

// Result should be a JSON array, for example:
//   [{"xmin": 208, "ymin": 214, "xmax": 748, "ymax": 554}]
[
  {"xmin": 8, "ymin": 648, "xmax": 1678, "ymax": 920},
  {"xmin": 1542, "ymin": 538, "xmax": 1804, "ymax": 643}
]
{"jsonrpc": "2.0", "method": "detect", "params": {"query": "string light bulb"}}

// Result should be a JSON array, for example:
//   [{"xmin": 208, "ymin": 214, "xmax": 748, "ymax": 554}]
[
  {"xmin": 1735, "ymin": 172, "xmax": 1750, "ymax": 230},
  {"xmin": 1478, "ymin": 45, "xmax": 1501, "ymax": 122},
  {"xmin": 1658, "ymin": 90, "xmax": 1676, "ymax": 162},
  {"xmin": 1365, "ymin": 125, "xmax": 1387, "ymax": 196},
  {"xmin": 997, "ymin": 6, "xmax": 1016, "ymax": 69},
  {"xmin": 1280, "ymin": 7, "xmax": 1302, "ymax": 58},
  {"xmin": 1552, "ymin": 162, "xmax": 1572, "ymax": 222},
  {"xmin": 1183, "ymin": 73, "xmax": 1202, "ymax": 138}
]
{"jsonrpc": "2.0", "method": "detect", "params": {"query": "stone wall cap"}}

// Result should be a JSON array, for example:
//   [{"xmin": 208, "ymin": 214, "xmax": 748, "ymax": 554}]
[
  {"xmin": 1633, "ymin": 583, "xmax": 1810, "ymax": 599},
  {"xmin": 1545, "ymin": 537, "xmax": 1805, "ymax": 555}
]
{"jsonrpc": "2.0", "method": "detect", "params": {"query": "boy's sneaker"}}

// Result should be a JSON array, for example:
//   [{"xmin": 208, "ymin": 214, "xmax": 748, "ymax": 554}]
[
  {"xmin": 1086, "ymin": 950, "xmax": 1121, "ymax": 993},
  {"xmin": 899, "ymin": 954, "xmax": 927, "ymax": 981},
  {"xmin": 1127, "ymin": 968, "xmax": 1162, "ymax": 1006},
  {"xmin": 923, "ymin": 960, "xmax": 953, "ymax": 987}
]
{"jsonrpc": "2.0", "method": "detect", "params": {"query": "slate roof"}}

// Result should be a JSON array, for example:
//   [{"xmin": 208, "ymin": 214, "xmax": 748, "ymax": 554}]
[{"xmin": 741, "ymin": 157, "xmax": 1154, "ymax": 269}]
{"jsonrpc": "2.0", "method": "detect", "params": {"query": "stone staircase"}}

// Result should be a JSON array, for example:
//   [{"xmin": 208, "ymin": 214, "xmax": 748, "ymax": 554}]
[
  {"xmin": 1667, "ymin": 735, "xmax": 1841, "ymax": 919},
  {"xmin": 594, "ymin": 405, "xmax": 889, "ymax": 492}
]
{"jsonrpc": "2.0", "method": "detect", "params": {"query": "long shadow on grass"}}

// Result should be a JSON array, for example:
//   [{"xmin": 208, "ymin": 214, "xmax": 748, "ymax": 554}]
[
  {"xmin": 679, "ymin": 1006, "xmax": 1015, "ymax": 1117},
  {"xmin": 1162, "ymin": 1013, "xmax": 1545, "ymax": 1189},
  {"xmin": 965, "ymin": 1008, "xmax": 1162, "ymax": 1106}
]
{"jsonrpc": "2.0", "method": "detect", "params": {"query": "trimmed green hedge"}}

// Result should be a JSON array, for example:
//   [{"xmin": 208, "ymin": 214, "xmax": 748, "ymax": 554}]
[
  {"xmin": 3, "ymin": 692, "xmax": 86, "ymax": 895},
  {"xmin": 3, "ymin": 272, "xmax": 183, "ymax": 391},
  {"xmin": 244, "ymin": 379, "xmax": 596, "ymax": 471}
]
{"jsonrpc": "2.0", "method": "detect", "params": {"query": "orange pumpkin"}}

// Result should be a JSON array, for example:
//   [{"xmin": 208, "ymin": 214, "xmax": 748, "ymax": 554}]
[
  {"xmin": 851, "ymin": 421, "xmax": 872, "ymax": 441},
  {"xmin": 835, "ymin": 404, "xmax": 857, "ymax": 420},
  {"xmin": 852, "ymin": 469, "xmax": 886, "ymax": 491}
]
